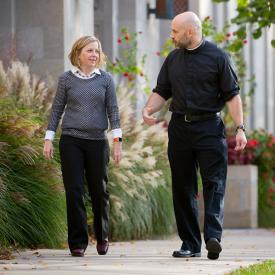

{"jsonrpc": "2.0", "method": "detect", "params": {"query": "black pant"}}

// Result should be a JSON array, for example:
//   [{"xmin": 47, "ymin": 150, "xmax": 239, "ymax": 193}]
[
  {"xmin": 168, "ymin": 114, "xmax": 227, "ymax": 253},
  {"xmin": 59, "ymin": 135, "xmax": 110, "ymax": 250}
]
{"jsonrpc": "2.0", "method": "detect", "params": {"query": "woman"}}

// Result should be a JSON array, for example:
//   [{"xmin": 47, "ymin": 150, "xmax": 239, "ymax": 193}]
[{"xmin": 43, "ymin": 36, "xmax": 122, "ymax": 257}]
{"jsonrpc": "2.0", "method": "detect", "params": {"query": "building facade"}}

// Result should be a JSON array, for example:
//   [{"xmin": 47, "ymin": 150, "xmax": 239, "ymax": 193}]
[{"xmin": 0, "ymin": 0, "xmax": 274, "ymax": 133}]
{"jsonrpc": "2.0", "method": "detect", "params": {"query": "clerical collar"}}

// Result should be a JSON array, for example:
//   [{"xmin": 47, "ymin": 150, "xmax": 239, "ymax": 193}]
[{"xmin": 186, "ymin": 38, "xmax": 204, "ymax": 51}]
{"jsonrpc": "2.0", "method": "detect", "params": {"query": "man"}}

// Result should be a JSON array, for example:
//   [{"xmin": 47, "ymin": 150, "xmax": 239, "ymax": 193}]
[{"xmin": 142, "ymin": 12, "xmax": 247, "ymax": 260}]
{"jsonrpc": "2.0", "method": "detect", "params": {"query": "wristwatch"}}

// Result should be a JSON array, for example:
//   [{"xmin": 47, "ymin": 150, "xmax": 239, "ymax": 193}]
[{"xmin": 235, "ymin": 124, "xmax": 245, "ymax": 133}]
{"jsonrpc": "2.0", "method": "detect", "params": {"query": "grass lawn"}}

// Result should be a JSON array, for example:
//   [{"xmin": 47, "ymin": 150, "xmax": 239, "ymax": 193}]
[{"xmin": 229, "ymin": 260, "xmax": 275, "ymax": 275}]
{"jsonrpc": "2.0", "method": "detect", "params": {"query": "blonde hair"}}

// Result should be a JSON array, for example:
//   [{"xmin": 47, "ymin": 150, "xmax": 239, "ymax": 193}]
[{"xmin": 68, "ymin": 36, "xmax": 106, "ymax": 68}]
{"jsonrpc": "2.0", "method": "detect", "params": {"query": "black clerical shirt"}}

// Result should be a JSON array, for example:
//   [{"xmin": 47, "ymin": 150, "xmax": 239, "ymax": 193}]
[{"xmin": 153, "ymin": 40, "xmax": 240, "ymax": 115}]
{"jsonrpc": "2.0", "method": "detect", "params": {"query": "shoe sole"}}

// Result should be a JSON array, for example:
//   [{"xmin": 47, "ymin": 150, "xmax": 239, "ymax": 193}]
[
  {"xmin": 71, "ymin": 253, "xmax": 84, "ymax": 257},
  {"xmin": 206, "ymin": 238, "xmax": 222, "ymax": 260},
  {"xmin": 172, "ymin": 252, "xmax": 201, "ymax": 258}
]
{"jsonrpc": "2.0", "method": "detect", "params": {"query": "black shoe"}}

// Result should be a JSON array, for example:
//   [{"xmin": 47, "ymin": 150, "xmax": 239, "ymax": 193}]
[
  {"xmin": 96, "ymin": 240, "xmax": 109, "ymax": 255},
  {"xmin": 172, "ymin": 249, "xmax": 201, "ymax": 258},
  {"xmin": 206, "ymin": 238, "xmax": 222, "ymax": 260}
]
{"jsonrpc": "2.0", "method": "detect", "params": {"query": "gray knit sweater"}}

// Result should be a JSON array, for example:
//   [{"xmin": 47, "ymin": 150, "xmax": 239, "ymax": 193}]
[{"xmin": 47, "ymin": 70, "xmax": 120, "ymax": 140}]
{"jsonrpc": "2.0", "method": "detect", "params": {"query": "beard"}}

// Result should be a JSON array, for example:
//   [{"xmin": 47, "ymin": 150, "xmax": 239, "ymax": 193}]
[{"xmin": 173, "ymin": 37, "xmax": 192, "ymax": 49}]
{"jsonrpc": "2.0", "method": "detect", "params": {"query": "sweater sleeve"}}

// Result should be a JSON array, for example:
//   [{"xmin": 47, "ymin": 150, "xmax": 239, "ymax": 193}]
[
  {"xmin": 105, "ymin": 74, "xmax": 121, "ymax": 130},
  {"xmin": 47, "ymin": 74, "xmax": 67, "ymax": 132}
]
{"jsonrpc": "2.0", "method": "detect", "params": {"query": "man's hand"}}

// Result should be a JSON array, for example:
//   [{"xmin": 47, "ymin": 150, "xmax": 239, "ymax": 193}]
[
  {"xmin": 235, "ymin": 130, "xmax": 247, "ymax": 151},
  {"xmin": 113, "ymin": 142, "xmax": 122, "ymax": 165},
  {"xmin": 142, "ymin": 93, "xmax": 166, "ymax": 126},
  {"xmin": 142, "ymin": 106, "xmax": 157, "ymax": 126},
  {"xmin": 43, "ymin": 140, "xmax": 54, "ymax": 159}
]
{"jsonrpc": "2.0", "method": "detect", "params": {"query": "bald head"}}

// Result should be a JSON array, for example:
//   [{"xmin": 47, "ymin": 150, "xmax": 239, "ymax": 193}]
[
  {"xmin": 173, "ymin": 12, "xmax": 202, "ymax": 32},
  {"xmin": 170, "ymin": 12, "xmax": 202, "ymax": 49}
]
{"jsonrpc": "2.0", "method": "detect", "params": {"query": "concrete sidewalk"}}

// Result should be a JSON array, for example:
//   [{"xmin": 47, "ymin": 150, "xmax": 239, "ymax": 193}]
[{"xmin": 1, "ymin": 229, "xmax": 275, "ymax": 275}]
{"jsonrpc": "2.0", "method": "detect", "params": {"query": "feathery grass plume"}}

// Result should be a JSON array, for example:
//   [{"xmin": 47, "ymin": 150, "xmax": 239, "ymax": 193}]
[
  {"xmin": 106, "ymin": 85, "xmax": 175, "ymax": 240},
  {"xmin": 7, "ymin": 61, "xmax": 32, "ymax": 106},
  {"xmin": 4, "ymin": 61, "xmax": 56, "ymax": 115},
  {"xmin": 32, "ymin": 76, "xmax": 56, "ymax": 113}
]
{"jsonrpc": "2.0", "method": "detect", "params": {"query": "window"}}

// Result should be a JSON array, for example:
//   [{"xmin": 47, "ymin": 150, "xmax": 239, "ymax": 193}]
[{"xmin": 155, "ymin": 0, "xmax": 189, "ymax": 19}]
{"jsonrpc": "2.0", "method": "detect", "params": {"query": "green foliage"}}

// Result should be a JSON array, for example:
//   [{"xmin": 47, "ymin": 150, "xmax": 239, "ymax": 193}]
[
  {"xmin": 107, "ymin": 28, "xmax": 151, "ymax": 94},
  {"xmin": 213, "ymin": 0, "xmax": 275, "ymax": 47},
  {"xmin": 0, "ymin": 61, "xmax": 66, "ymax": 248},
  {"xmin": 229, "ymin": 260, "xmax": 275, "ymax": 275}
]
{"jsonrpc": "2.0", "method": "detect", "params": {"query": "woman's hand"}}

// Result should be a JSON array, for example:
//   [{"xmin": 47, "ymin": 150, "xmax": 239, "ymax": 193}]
[
  {"xmin": 112, "ymin": 142, "xmax": 122, "ymax": 165},
  {"xmin": 43, "ymin": 140, "xmax": 54, "ymax": 159}
]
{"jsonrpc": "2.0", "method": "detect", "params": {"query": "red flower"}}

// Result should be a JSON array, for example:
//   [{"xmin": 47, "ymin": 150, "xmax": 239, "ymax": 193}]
[
  {"xmin": 243, "ymin": 39, "xmax": 248, "ymax": 44},
  {"xmin": 117, "ymin": 38, "xmax": 122, "ymax": 44},
  {"xmin": 226, "ymin": 33, "xmax": 231, "ymax": 38},
  {"xmin": 123, "ymin": 72, "xmax": 129, "ymax": 77},
  {"xmin": 125, "ymin": 35, "xmax": 130, "ymax": 41},
  {"xmin": 156, "ymin": 51, "xmax": 161, "ymax": 56},
  {"xmin": 227, "ymin": 136, "xmax": 259, "ymax": 165},
  {"xmin": 247, "ymin": 139, "xmax": 259, "ymax": 148}
]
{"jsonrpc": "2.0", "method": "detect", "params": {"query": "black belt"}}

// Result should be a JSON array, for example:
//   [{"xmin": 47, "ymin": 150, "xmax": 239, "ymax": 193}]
[{"xmin": 175, "ymin": 112, "xmax": 220, "ymax": 122}]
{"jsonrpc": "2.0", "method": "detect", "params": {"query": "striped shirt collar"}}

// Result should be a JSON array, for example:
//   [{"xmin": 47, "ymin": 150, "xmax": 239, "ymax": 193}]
[{"xmin": 71, "ymin": 68, "xmax": 101, "ymax": 79}]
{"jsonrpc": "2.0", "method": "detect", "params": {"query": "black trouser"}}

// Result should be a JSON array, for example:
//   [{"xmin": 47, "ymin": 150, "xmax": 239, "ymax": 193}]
[
  {"xmin": 59, "ymin": 135, "xmax": 110, "ymax": 251},
  {"xmin": 168, "ymin": 114, "xmax": 227, "ymax": 253}
]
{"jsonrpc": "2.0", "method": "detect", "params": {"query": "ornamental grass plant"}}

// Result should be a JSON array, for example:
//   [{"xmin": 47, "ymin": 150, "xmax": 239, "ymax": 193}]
[
  {"xmin": 0, "ymin": 61, "xmax": 66, "ymax": 248},
  {"xmin": 107, "ymin": 87, "xmax": 175, "ymax": 240}
]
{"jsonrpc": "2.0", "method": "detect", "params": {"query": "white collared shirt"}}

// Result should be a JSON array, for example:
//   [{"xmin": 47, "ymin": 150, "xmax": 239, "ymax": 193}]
[{"xmin": 71, "ymin": 68, "xmax": 101, "ymax": 79}]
